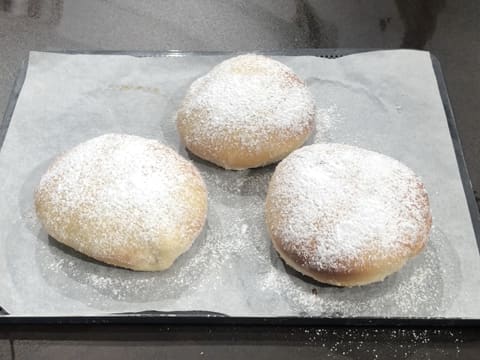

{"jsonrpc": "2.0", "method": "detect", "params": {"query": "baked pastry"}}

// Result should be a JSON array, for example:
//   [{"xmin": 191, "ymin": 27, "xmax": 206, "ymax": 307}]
[
  {"xmin": 265, "ymin": 143, "xmax": 432, "ymax": 287},
  {"xmin": 177, "ymin": 54, "xmax": 316, "ymax": 170},
  {"xmin": 35, "ymin": 134, "xmax": 208, "ymax": 271}
]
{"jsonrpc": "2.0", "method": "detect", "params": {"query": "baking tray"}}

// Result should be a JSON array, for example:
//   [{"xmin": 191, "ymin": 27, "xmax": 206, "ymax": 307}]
[{"xmin": 0, "ymin": 49, "xmax": 479, "ymax": 326}]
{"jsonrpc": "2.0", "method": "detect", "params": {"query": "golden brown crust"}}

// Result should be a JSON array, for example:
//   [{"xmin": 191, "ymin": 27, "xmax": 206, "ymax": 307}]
[
  {"xmin": 177, "ymin": 112, "xmax": 314, "ymax": 169},
  {"xmin": 35, "ymin": 134, "xmax": 208, "ymax": 271},
  {"xmin": 265, "ymin": 143, "xmax": 432, "ymax": 287},
  {"xmin": 268, "ymin": 226, "xmax": 430, "ymax": 287},
  {"xmin": 176, "ymin": 54, "xmax": 316, "ymax": 170}
]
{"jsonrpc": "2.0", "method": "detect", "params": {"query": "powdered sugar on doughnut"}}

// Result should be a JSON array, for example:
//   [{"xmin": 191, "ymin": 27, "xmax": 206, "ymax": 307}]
[
  {"xmin": 178, "ymin": 54, "xmax": 318, "ymax": 152},
  {"xmin": 266, "ymin": 143, "xmax": 431, "ymax": 273},
  {"xmin": 35, "ymin": 134, "xmax": 207, "ymax": 268}
]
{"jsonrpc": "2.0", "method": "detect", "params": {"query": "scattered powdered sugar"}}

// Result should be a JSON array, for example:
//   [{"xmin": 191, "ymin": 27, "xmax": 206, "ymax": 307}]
[
  {"xmin": 28, "ymin": 130, "xmax": 441, "ymax": 316},
  {"xmin": 8, "ymin": 55, "xmax": 456, "ymax": 317},
  {"xmin": 266, "ymin": 143, "xmax": 431, "ymax": 273},
  {"xmin": 35, "ymin": 133, "xmax": 207, "ymax": 269},
  {"xmin": 26, "ymin": 165, "xmax": 456, "ymax": 316},
  {"xmin": 36, "ymin": 217, "xmax": 225, "ymax": 304},
  {"xmin": 314, "ymin": 104, "xmax": 339, "ymax": 142},
  {"xmin": 286, "ymin": 327, "xmax": 465, "ymax": 357},
  {"xmin": 178, "ymin": 54, "xmax": 319, "ymax": 152},
  {"xmin": 257, "ymin": 226, "xmax": 454, "ymax": 317}
]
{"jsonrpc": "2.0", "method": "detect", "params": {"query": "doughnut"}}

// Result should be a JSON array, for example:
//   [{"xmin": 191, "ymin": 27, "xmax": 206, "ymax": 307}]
[
  {"xmin": 35, "ymin": 134, "xmax": 208, "ymax": 271},
  {"xmin": 177, "ymin": 54, "xmax": 316, "ymax": 170},
  {"xmin": 265, "ymin": 143, "xmax": 432, "ymax": 287}
]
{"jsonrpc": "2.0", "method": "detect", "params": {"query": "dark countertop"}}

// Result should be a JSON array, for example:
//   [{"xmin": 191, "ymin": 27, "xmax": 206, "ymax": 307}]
[
  {"xmin": 3, "ymin": 324, "xmax": 480, "ymax": 359},
  {"xmin": 1, "ymin": 0, "xmax": 479, "ymax": 358}
]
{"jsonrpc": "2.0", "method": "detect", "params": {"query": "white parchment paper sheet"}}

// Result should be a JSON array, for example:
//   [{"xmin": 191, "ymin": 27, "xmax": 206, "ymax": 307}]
[{"xmin": 0, "ymin": 50, "xmax": 479, "ymax": 317}]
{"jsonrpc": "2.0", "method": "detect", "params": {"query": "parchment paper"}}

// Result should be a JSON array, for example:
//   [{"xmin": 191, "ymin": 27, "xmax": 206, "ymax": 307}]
[{"xmin": 0, "ymin": 50, "xmax": 479, "ymax": 317}]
